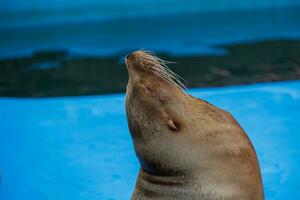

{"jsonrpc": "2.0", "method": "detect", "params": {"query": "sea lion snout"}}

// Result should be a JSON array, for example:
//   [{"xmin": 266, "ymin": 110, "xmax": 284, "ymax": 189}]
[
  {"xmin": 125, "ymin": 51, "xmax": 146, "ymax": 79},
  {"xmin": 125, "ymin": 50, "xmax": 144, "ymax": 62},
  {"xmin": 125, "ymin": 50, "xmax": 185, "ymax": 92},
  {"xmin": 125, "ymin": 52, "xmax": 134, "ymax": 60}
]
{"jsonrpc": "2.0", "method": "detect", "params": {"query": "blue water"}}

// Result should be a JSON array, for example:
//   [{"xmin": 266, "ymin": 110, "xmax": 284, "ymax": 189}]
[
  {"xmin": 1, "ymin": 6, "xmax": 300, "ymax": 59},
  {"xmin": 0, "ymin": 80, "xmax": 299, "ymax": 200}
]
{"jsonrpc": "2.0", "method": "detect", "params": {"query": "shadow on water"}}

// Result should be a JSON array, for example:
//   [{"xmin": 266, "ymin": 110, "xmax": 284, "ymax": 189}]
[{"xmin": 0, "ymin": 39, "xmax": 300, "ymax": 97}]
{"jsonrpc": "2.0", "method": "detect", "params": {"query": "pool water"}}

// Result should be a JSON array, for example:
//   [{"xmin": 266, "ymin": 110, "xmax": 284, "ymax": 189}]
[{"xmin": 0, "ymin": 80, "xmax": 299, "ymax": 200}]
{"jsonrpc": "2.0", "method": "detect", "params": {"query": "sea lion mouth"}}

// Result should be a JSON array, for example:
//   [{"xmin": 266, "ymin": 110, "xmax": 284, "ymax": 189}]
[{"xmin": 125, "ymin": 50, "xmax": 186, "ymax": 91}]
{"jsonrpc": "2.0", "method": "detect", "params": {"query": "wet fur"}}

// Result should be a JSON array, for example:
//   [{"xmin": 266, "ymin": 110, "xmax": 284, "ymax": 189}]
[{"xmin": 125, "ymin": 50, "xmax": 264, "ymax": 200}]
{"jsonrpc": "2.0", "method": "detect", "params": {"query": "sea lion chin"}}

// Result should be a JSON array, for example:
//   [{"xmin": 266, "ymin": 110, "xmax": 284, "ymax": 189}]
[{"xmin": 125, "ymin": 50, "xmax": 264, "ymax": 200}]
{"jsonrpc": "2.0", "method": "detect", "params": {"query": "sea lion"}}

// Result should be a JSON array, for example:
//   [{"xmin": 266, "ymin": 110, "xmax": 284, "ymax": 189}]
[{"xmin": 125, "ymin": 50, "xmax": 264, "ymax": 200}]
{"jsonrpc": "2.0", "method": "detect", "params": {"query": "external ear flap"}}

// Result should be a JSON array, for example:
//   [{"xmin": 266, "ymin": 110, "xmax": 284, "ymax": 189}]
[{"xmin": 167, "ymin": 119, "xmax": 179, "ymax": 131}]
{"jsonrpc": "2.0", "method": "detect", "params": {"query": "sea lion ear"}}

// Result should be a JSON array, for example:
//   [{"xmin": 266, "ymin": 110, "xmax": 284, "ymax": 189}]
[{"xmin": 167, "ymin": 119, "xmax": 179, "ymax": 131}]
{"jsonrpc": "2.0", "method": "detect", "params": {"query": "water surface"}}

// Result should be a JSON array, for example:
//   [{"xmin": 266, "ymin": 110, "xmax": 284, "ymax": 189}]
[{"xmin": 0, "ymin": 81, "xmax": 299, "ymax": 200}]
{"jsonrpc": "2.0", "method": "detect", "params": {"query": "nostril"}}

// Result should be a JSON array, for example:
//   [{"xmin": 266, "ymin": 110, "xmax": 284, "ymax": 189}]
[{"xmin": 126, "ymin": 53, "xmax": 134, "ymax": 60}]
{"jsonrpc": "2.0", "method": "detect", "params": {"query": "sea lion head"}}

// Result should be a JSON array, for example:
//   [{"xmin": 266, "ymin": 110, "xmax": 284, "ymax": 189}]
[
  {"xmin": 125, "ymin": 50, "xmax": 196, "ymax": 175},
  {"xmin": 125, "ymin": 51, "xmax": 264, "ymax": 200}
]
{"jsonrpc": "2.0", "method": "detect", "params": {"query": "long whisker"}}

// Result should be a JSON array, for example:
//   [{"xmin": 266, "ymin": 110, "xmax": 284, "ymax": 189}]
[{"xmin": 138, "ymin": 50, "xmax": 186, "ymax": 92}]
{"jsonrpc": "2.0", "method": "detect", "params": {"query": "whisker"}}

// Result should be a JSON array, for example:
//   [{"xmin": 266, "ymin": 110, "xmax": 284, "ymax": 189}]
[{"xmin": 138, "ymin": 50, "xmax": 186, "ymax": 92}]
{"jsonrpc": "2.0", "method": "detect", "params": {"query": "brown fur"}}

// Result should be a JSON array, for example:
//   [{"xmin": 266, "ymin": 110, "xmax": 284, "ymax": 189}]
[{"xmin": 125, "ymin": 50, "xmax": 264, "ymax": 200}]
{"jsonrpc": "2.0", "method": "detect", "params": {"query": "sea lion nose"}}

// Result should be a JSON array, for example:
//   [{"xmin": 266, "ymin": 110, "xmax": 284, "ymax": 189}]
[{"xmin": 126, "ymin": 53, "xmax": 132, "ymax": 60}]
